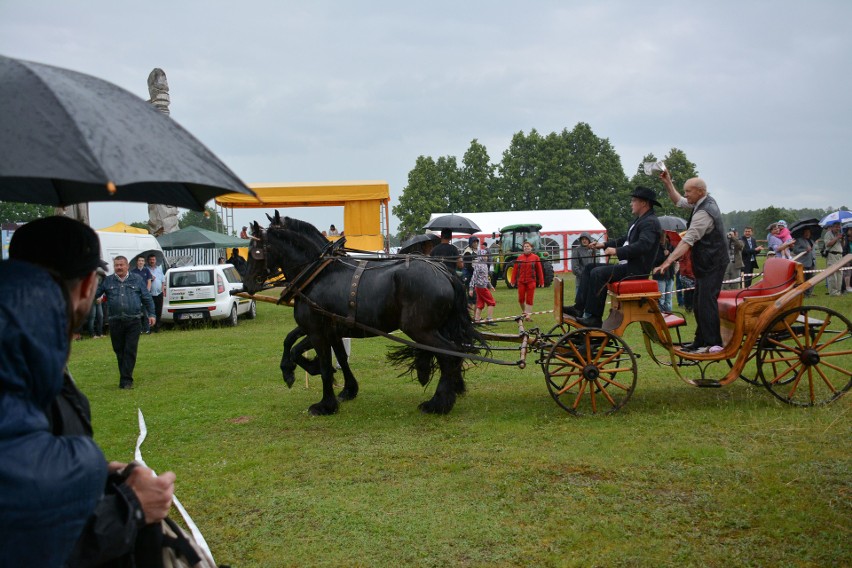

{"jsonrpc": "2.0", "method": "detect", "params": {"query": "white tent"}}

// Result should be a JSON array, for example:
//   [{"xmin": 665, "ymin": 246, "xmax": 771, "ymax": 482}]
[{"xmin": 428, "ymin": 210, "xmax": 607, "ymax": 272}]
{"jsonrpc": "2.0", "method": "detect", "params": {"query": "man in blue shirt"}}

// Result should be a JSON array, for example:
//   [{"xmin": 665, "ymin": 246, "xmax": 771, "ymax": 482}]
[
  {"xmin": 130, "ymin": 256, "xmax": 154, "ymax": 334},
  {"xmin": 97, "ymin": 256, "xmax": 155, "ymax": 389},
  {"xmin": 146, "ymin": 253, "xmax": 165, "ymax": 333}
]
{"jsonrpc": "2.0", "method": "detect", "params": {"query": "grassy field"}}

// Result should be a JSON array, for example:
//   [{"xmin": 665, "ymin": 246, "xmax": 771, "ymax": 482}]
[{"xmin": 69, "ymin": 275, "xmax": 851, "ymax": 567}]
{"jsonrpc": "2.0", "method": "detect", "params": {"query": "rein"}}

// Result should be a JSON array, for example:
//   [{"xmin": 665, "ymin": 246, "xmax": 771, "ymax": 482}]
[{"xmin": 289, "ymin": 285, "xmax": 523, "ymax": 367}]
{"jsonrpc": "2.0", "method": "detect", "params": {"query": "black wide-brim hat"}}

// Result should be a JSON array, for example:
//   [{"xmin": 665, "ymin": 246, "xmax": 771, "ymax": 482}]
[{"xmin": 631, "ymin": 186, "xmax": 662, "ymax": 208}]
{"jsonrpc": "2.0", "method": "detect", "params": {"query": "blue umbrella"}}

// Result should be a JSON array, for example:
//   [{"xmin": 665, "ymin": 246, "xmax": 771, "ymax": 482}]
[{"xmin": 819, "ymin": 210, "xmax": 852, "ymax": 227}]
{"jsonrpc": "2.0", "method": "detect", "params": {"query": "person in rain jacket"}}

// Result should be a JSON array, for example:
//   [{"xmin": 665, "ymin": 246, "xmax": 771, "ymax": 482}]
[
  {"xmin": 570, "ymin": 232, "xmax": 597, "ymax": 309},
  {"xmin": 1, "ymin": 216, "xmax": 175, "ymax": 567},
  {"xmin": 510, "ymin": 241, "xmax": 545, "ymax": 320},
  {"xmin": 0, "ymin": 259, "xmax": 106, "ymax": 567}
]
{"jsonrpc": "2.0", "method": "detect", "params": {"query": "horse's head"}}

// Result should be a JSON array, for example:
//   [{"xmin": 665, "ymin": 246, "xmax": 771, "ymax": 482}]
[
  {"xmin": 243, "ymin": 221, "xmax": 276, "ymax": 295},
  {"xmin": 242, "ymin": 216, "xmax": 330, "ymax": 294}
]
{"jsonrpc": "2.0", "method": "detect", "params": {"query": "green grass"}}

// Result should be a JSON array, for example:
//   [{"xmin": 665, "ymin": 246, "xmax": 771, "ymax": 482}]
[{"xmin": 69, "ymin": 277, "xmax": 851, "ymax": 567}]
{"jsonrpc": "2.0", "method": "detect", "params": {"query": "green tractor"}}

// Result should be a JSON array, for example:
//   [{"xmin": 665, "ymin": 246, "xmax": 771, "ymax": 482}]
[{"xmin": 489, "ymin": 223, "xmax": 555, "ymax": 288}]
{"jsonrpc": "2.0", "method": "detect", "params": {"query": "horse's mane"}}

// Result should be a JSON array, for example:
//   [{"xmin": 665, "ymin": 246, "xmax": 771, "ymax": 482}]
[{"xmin": 277, "ymin": 217, "xmax": 328, "ymax": 250}]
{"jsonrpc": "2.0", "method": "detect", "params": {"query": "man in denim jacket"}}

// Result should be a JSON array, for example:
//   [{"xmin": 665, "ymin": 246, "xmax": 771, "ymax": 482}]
[{"xmin": 96, "ymin": 257, "xmax": 155, "ymax": 389}]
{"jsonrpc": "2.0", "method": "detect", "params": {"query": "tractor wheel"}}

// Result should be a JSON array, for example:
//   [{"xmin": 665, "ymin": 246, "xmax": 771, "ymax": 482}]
[
  {"xmin": 541, "ymin": 260, "xmax": 555, "ymax": 287},
  {"xmin": 503, "ymin": 261, "xmax": 517, "ymax": 289},
  {"xmin": 541, "ymin": 328, "xmax": 637, "ymax": 416},
  {"xmin": 757, "ymin": 306, "xmax": 852, "ymax": 406}
]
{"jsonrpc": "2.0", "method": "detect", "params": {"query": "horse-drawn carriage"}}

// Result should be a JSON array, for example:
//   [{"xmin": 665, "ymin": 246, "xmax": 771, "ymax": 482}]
[{"xmin": 242, "ymin": 214, "xmax": 852, "ymax": 417}]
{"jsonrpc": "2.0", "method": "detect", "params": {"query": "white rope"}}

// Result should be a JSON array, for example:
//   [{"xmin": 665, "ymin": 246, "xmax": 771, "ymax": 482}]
[
  {"xmin": 135, "ymin": 408, "xmax": 216, "ymax": 566},
  {"xmin": 654, "ymin": 264, "xmax": 852, "ymax": 297}
]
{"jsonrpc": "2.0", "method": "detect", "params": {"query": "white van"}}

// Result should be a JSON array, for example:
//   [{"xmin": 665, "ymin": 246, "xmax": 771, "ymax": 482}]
[{"xmin": 97, "ymin": 231, "xmax": 168, "ymax": 274}]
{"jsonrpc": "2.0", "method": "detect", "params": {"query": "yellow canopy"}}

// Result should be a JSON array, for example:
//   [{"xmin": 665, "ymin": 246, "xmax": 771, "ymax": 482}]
[
  {"xmin": 98, "ymin": 222, "xmax": 149, "ymax": 234},
  {"xmin": 215, "ymin": 181, "xmax": 390, "ymax": 251}
]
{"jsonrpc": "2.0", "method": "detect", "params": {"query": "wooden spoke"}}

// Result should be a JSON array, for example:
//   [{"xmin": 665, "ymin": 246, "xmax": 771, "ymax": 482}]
[
  {"xmin": 758, "ymin": 306, "xmax": 852, "ymax": 406},
  {"xmin": 542, "ymin": 328, "xmax": 637, "ymax": 416}
]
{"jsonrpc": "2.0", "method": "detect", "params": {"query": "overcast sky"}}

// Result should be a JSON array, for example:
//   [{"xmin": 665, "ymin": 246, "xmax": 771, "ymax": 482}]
[{"xmin": 1, "ymin": 1, "xmax": 849, "ymax": 234}]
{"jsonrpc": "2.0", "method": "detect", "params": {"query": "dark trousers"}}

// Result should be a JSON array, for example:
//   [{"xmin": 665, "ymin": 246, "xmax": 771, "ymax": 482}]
[
  {"xmin": 109, "ymin": 318, "xmax": 142, "ymax": 387},
  {"xmin": 692, "ymin": 268, "xmax": 725, "ymax": 347},
  {"xmin": 742, "ymin": 261, "xmax": 758, "ymax": 288},
  {"xmin": 576, "ymin": 262, "xmax": 631, "ymax": 318},
  {"xmin": 150, "ymin": 294, "xmax": 163, "ymax": 330}
]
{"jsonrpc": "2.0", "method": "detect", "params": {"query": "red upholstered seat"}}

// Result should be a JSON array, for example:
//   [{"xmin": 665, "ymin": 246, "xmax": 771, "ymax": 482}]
[
  {"xmin": 717, "ymin": 258, "xmax": 798, "ymax": 321},
  {"xmin": 608, "ymin": 279, "xmax": 659, "ymax": 295},
  {"xmin": 663, "ymin": 313, "xmax": 686, "ymax": 328}
]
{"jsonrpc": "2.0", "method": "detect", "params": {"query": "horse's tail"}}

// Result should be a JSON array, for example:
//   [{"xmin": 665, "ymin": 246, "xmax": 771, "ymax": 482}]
[{"xmin": 387, "ymin": 273, "xmax": 487, "ymax": 386}]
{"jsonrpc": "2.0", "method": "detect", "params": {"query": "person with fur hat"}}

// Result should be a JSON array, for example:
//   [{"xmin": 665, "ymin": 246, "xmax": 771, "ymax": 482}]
[
  {"xmin": 564, "ymin": 186, "xmax": 662, "ymax": 328},
  {"xmin": 655, "ymin": 173, "xmax": 727, "ymax": 353},
  {"xmin": 1, "ymin": 216, "xmax": 175, "ymax": 566}
]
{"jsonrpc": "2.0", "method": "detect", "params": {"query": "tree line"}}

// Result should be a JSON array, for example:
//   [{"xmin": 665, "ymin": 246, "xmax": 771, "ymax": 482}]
[{"xmin": 392, "ymin": 121, "xmax": 847, "ymax": 241}]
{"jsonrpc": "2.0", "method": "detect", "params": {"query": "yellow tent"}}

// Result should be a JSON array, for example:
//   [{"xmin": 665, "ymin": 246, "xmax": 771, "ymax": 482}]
[
  {"xmin": 98, "ymin": 222, "xmax": 149, "ymax": 234},
  {"xmin": 215, "ymin": 180, "xmax": 390, "ymax": 251}
]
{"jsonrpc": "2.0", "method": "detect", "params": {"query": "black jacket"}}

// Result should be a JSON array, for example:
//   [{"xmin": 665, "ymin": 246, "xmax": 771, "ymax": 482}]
[
  {"xmin": 605, "ymin": 210, "xmax": 662, "ymax": 277},
  {"xmin": 741, "ymin": 235, "xmax": 760, "ymax": 270}
]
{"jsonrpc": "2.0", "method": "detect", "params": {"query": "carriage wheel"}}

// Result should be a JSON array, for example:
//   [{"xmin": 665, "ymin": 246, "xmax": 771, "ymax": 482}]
[
  {"xmin": 757, "ymin": 306, "xmax": 852, "ymax": 406},
  {"xmin": 542, "ymin": 328, "xmax": 637, "ymax": 416}
]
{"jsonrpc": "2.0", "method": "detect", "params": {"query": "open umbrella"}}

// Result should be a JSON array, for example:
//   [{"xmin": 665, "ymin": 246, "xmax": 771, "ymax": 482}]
[
  {"xmin": 0, "ymin": 55, "xmax": 255, "ymax": 211},
  {"xmin": 819, "ymin": 210, "xmax": 852, "ymax": 227},
  {"xmin": 658, "ymin": 215, "xmax": 687, "ymax": 232},
  {"xmin": 787, "ymin": 218, "xmax": 821, "ymax": 239},
  {"xmin": 399, "ymin": 233, "xmax": 440, "ymax": 253},
  {"xmin": 423, "ymin": 214, "xmax": 481, "ymax": 234}
]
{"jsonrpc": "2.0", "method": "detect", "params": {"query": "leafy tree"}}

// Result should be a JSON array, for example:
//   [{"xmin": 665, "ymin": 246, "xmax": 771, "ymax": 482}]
[
  {"xmin": 130, "ymin": 221, "xmax": 150, "ymax": 232},
  {"xmin": 178, "ymin": 206, "xmax": 224, "ymax": 232},
  {"xmin": 458, "ymin": 139, "xmax": 497, "ymax": 212},
  {"xmin": 558, "ymin": 123, "xmax": 631, "ymax": 235},
  {"xmin": 496, "ymin": 129, "xmax": 545, "ymax": 210},
  {"xmin": 0, "ymin": 201, "xmax": 53, "ymax": 224},
  {"xmin": 393, "ymin": 156, "xmax": 444, "ymax": 239},
  {"xmin": 749, "ymin": 206, "xmax": 788, "ymax": 239}
]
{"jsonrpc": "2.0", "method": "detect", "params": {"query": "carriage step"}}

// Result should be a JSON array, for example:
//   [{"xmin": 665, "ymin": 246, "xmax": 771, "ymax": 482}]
[{"xmin": 693, "ymin": 379, "xmax": 722, "ymax": 388}]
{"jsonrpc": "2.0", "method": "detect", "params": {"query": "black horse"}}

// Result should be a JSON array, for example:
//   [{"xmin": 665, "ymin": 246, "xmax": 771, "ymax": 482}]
[{"xmin": 243, "ymin": 214, "xmax": 483, "ymax": 415}]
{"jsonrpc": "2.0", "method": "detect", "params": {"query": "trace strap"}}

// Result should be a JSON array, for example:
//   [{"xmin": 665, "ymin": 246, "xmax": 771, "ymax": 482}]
[{"xmin": 292, "ymin": 288, "xmax": 524, "ymax": 367}]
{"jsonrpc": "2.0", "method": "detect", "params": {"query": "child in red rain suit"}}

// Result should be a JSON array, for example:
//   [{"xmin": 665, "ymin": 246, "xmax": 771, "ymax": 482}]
[{"xmin": 510, "ymin": 241, "xmax": 544, "ymax": 320}]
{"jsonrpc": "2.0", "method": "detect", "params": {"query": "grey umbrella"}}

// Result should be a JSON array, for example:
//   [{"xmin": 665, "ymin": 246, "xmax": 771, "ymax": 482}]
[
  {"xmin": 399, "ymin": 233, "xmax": 440, "ymax": 253},
  {"xmin": 423, "ymin": 214, "xmax": 481, "ymax": 234},
  {"xmin": 658, "ymin": 215, "xmax": 687, "ymax": 232},
  {"xmin": 0, "ymin": 55, "xmax": 255, "ymax": 211}
]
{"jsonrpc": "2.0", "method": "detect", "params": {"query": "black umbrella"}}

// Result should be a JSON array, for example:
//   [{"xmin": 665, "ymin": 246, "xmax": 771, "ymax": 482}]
[
  {"xmin": 0, "ymin": 55, "xmax": 255, "ymax": 211},
  {"xmin": 399, "ymin": 233, "xmax": 440, "ymax": 253},
  {"xmin": 658, "ymin": 215, "xmax": 687, "ymax": 232},
  {"xmin": 423, "ymin": 214, "xmax": 481, "ymax": 234},
  {"xmin": 788, "ymin": 218, "xmax": 821, "ymax": 239}
]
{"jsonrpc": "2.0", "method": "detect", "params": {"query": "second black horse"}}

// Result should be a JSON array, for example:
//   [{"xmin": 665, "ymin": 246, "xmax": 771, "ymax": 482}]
[{"xmin": 243, "ymin": 214, "xmax": 483, "ymax": 415}]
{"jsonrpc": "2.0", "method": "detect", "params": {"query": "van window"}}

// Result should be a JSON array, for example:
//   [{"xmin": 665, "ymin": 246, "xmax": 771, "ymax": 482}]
[
  {"xmin": 222, "ymin": 266, "xmax": 242, "ymax": 283},
  {"xmin": 170, "ymin": 270, "xmax": 214, "ymax": 288}
]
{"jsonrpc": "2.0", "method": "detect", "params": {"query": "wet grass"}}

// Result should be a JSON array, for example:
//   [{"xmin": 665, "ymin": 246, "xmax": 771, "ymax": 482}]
[{"xmin": 69, "ymin": 279, "xmax": 851, "ymax": 567}]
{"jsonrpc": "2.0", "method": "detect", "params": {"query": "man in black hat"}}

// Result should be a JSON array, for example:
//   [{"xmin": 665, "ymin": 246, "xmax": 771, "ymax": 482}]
[
  {"xmin": 564, "ymin": 186, "xmax": 662, "ymax": 328},
  {"xmin": 654, "ymin": 173, "xmax": 727, "ymax": 352}
]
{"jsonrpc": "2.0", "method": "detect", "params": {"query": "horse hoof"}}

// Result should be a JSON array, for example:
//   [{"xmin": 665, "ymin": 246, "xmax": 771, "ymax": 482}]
[
  {"xmin": 337, "ymin": 389, "xmax": 358, "ymax": 402},
  {"xmin": 308, "ymin": 402, "xmax": 338, "ymax": 416},
  {"xmin": 418, "ymin": 399, "xmax": 454, "ymax": 415},
  {"xmin": 282, "ymin": 372, "xmax": 295, "ymax": 388}
]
